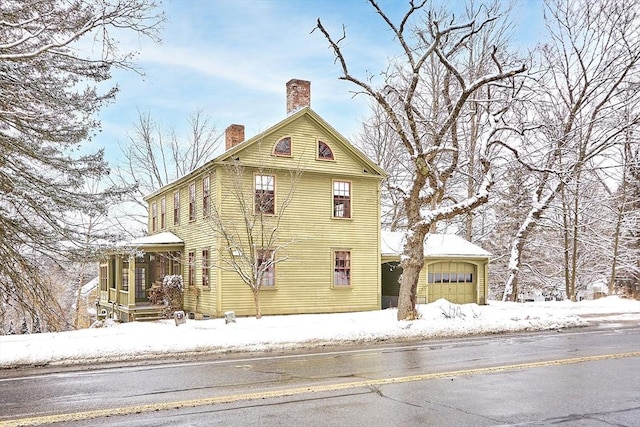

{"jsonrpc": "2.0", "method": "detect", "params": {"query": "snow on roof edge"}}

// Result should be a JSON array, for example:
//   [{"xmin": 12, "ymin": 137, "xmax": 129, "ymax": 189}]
[
  {"xmin": 129, "ymin": 232, "xmax": 184, "ymax": 247},
  {"xmin": 381, "ymin": 230, "xmax": 491, "ymax": 258}
]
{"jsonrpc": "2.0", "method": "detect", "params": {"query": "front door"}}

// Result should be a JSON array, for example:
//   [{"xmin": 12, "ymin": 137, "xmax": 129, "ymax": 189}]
[{"xmin": 134, "ymin": 265, "xmax": 147, "ymax": 302}]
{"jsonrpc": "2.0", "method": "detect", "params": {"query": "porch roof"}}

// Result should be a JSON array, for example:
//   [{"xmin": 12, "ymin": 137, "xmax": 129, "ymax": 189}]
[
  {"xmin": 381, "ymin": 230, "xmax": 491, "ymax": 259},
  {"xmin": 128, "ymin": 232, "xmax": 184, "ymax": 251}
]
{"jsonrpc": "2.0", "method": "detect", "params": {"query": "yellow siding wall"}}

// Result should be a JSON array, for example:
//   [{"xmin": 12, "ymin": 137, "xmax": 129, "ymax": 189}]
[
  {"xmin": 147, "ymin": 168, "xmax": 219, "ymax": 316},
  {"xmin": 215, "ymin": 169, "xmax": 381, "ymax": 317},
  {"xmin": 144, "ymin": 111, "xmax": 383, "ymax": 318}
]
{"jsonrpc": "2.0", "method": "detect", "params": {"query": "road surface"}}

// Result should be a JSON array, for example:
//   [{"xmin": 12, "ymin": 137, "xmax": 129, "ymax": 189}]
[{"xmin": 0, "ymin": 325, "xmax": 638, "ymax": 426}]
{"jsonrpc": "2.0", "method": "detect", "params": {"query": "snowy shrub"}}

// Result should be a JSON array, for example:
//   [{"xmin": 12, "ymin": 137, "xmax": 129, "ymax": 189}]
[
  {"xmin": 440, "ymin": 302, "xmax": 465, "ymax": 320},
  {"xmin": 148, "ymin": 275, "xmax": 184, "ymax": 318}
]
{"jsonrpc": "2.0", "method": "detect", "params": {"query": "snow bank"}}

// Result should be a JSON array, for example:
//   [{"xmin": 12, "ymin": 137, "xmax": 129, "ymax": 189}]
[{"xmin": 0, "ymin": 297, "xmax": 637, "ymax": 369}]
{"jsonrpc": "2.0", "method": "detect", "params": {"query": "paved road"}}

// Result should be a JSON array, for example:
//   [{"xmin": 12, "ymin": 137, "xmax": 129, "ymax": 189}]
[{"xmin": 0, "ymin": 325, "xmax": 638, "ymax": 426}]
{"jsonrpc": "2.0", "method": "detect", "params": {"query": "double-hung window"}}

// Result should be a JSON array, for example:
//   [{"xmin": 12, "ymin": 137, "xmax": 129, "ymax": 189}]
[
  {"xmin": 334, "ymin": 250, "xmax": 351, "ymax": 287},
  {"xmin": 257, "ymin": 249, "xmax": 275, "ymax": 287},
  {"xmin": 151, "ymin": 202, "xmax": 158, "ymax": 232},
  {"xmin": 202, "ymin": 250, "xmax": 210, "ymax": 287},
  {"xmin": 160, "ymin": 197, "xmax": 166, "ymax": 229},
  {"xmin": 255, "ymin": 175, "xmax": 275, "ymax": 214},
  {"xmin": 173, "ymin": 190, "xmax": 180, "ymax": 226},
  {"xmin": 189, "ymin": 183, "xmax": 196, "ymax": 222},
  {"xmin": 188, "ymin": 252, "xmax": 195, "ymax": 287},
  {"xmin": 333, "ymin": 181, "xmax": 351, "ymax": 218},
  {"xmin": 202, "ymin": 176, "xmax": 210, "ymax": 217}
]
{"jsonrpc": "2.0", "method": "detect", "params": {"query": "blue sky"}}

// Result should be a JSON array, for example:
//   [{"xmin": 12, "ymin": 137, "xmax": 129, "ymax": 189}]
[{"xmin": 93, "ymin": 0, "xmax": 545, "ymax": 165}]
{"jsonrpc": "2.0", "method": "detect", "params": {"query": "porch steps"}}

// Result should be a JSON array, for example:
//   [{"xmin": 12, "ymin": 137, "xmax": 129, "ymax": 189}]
[{"xmin": 132, "ymin": 306, "xmax": 164, "ymax": 322}]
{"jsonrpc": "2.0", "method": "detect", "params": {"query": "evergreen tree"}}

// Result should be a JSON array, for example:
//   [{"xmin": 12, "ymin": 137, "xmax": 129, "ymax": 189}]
[
  {"xmin": 20, "ymin": 317, "xmax": 29, "ymax": 335},
  {"xmin": 33, "ymin": 315, "xmax": 42, "ymax": 334},
  {"xmin": 0, "ymin": 1, "xmax": 163, "ymax": 326}
]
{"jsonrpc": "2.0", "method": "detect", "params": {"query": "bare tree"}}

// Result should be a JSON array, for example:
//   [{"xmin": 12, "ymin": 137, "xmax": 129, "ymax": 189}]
[
  {"xmin": 501, "ymin": 0, "xmax": 640, "ymax": 301},
  {"xmin": 67, "ymin": 178, "xmax": 126, "ymax": 329},
  {"xmin": 608, "ymin": 121, "xmax": 640, "ymax": 295},
  {"xmin": 316, "ymin": 0, "xmax": 526, "ymax": 319},
  {"xmin": 0, "ymin": 0, "xmax": 163, "ymax": 327},
  {"xmin": 111, "ymin": 109, "xmax": 222, "ymax": 235},
  {"xmin": 206, "ymin": 159, "xmax": 303, "ymax": 319},
  {"xmin": 356, "ymin": 104, "xmax": 410, "ymax": 230}
]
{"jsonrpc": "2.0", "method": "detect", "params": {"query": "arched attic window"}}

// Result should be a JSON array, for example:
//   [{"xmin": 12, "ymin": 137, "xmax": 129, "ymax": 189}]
[
  {"xmin": 318, "ymin": 140, "xmax": 334, "ymax": 160},
  {"xmin": 273, "ymin": 137, "xmax": 291, "ymax": 156}
]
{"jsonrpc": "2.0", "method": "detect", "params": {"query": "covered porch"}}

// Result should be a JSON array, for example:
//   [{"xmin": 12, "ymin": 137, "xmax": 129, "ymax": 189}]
[{"xmin": 97, "ymin": 232, "xmax": 184, "ymax": 322}]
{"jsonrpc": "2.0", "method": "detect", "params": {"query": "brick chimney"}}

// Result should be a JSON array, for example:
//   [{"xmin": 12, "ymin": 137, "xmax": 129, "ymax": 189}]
[
  {"xmin": 286, "ymin": 79, "xmax": 311, "ymax": 115},
  {"xmin": 225, "ymin": 124, "xmax": 245, "ymax": 150}
]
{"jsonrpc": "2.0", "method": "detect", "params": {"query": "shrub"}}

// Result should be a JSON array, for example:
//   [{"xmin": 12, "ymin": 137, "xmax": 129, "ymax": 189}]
[{"xmin": 148, "ymin": 275, "xmax": 184, "ymax": 318}]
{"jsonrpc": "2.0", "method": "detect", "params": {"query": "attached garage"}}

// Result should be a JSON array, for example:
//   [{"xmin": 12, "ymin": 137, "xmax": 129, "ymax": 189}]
[{"xmin": 381, "ymin": 231, "xmax": 491, "ymax": 308}]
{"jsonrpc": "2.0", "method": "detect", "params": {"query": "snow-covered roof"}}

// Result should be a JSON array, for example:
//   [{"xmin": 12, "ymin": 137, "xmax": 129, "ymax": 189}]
[
  {"xmin": 381, "ymin": 230, "xmax": 491, "ymax": 258},
  {"xmin": 130, "ymin": 232, "xmax": 184, "ymax": 247},
  {"xmin": 81, "ymin": 277, "xmax": 99, "ymax": 297}
]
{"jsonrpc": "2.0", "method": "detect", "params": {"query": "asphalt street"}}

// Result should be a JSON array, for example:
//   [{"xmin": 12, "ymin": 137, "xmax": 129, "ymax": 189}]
[{"xmin": 0, "ymin": 324, "xmax": 638, "ymax": 426}]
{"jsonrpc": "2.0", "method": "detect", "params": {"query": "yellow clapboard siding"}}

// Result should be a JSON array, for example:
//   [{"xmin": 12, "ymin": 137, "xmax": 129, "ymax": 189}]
[{"xmin": 141, "ymin": 108, "xmax": 384, "ymax": 318}]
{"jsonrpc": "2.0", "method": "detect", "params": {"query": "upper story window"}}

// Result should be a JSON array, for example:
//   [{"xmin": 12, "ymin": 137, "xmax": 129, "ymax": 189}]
[
  {"xmin": 274, "ymin": 137, "xmax": 291, "ymax": 156},
  {"xmin": 255, "ymin": 174, "xmax": 275, "ymax": 215},
  {"xmin": 333, "ymin": 181, "xmax": 351, "ymax": 218},
  {"xmin": 151, "ymin": 202, "xmax": 157, "ymax": 232},
  {"xmin": 173, "ymin": 190, "xmax": 180, "ymax": 226},
  {"xmin": 318, "ymin": 141, "xmax": 334, "ymax": 160},
  {"xmin": 202, "ymin": 176, "xmax": 210, "ymax": 217},
  {"xmin": 189, "ymin": 182, "xmax": 196, "ymax": 222},
  {"xmin": 160, "ymin": 197, "xmax": 166, "ymax": 229}
]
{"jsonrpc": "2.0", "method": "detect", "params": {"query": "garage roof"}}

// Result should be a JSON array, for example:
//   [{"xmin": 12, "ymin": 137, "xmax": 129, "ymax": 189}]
[{"xmin": 381, "ymin": 230, "xmax": 491, "ymax": 258}]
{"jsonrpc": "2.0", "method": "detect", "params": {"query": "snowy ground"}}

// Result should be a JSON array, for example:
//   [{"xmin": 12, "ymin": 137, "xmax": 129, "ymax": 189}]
[{"xmin": 1, "ymin": 297, "xmax": 638, "ymax": 369}]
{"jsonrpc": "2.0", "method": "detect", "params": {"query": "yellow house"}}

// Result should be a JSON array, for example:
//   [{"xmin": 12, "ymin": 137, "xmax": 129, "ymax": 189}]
[
  {"xmin": 97, "ymin": 79, "xmax": 387, "ymax": 321},
  {"xmin": 380, "ymin": 231, "xmax": 491, "ymax": 307}
]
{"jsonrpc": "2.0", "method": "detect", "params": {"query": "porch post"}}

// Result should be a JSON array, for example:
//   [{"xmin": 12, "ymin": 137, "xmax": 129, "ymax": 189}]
[
  {"xmin": 128, "ymin": 254, "xmax": 136, "ymax": 307},
  {"xmin": 115, "ymin": 255, "xmax": 122, "ymax": 293}
]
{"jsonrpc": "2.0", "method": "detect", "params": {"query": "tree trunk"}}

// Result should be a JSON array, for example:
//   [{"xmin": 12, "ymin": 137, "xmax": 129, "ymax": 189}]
[
  {"xmin": 253, "ymin": 288, "xmax": 262, "ymax": 319},
  {"xmin": 560, "ymin": 186, "xmax": 573, "ymax": 300},
  {"xmin": 72, "ymin": 263, "xmax": 88, "ymax": 329},
  {"xmin": 397, "ymin": 230, "xmax": 426, "ymax": 320},
  {"xmin": 503, "ymin": 181, "xmax": 562, "ymax": 301},
  {"xmin": 609, "ymin": 167, "xmax": 627, "ymax": 294}
]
